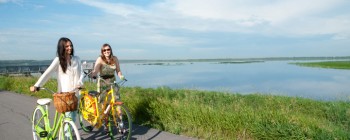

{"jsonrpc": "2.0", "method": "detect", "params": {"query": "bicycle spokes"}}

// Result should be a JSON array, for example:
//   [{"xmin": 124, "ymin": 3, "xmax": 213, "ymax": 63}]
[
  {"xmin": 108, "ymin": 104, "xmax": 132, "ymax": 140},
  {"xmin": 60, "ymin": 121, "xmax": 81, "ymax": 140}
]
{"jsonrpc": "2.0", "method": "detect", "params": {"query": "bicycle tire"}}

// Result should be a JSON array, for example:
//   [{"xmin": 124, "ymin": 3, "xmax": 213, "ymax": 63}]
[
  {"xmin": 78, "ymin": 96, "xmax": 94, "ymax": 132},
  {"xmin": 32, "ymin": 106, "xmax": 46, "ymax": 140},
  {"xmin": 58, "ymin": 120, "xmax": 81, "ymax": 140},
  {"xmin": 108, "ymin": 104, "xmax": 132, "ymax": 140}
]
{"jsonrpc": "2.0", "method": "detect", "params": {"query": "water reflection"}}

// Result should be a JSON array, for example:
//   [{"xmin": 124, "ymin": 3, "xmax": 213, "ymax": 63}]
[{"xmin": 120, "ymin": 60, "xmax": 350, "ymax": 101}]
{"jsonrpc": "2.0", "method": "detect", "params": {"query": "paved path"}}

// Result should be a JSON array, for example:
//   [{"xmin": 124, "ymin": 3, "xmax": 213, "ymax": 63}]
[{"xmin": 0, "ymin": 90, "xmax": 196, "ymax": 140}]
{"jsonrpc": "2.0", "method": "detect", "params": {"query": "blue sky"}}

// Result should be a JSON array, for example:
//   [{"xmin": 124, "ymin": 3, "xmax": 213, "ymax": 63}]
[{"xmin": 0, "ymin": 0, "xmax": 349, "ymax": 60}]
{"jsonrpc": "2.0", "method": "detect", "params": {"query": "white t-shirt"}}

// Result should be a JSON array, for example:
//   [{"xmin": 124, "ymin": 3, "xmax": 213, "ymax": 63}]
[{"xmin": 34, "ymin": 56, "xmax": 84, "ymax": 93}]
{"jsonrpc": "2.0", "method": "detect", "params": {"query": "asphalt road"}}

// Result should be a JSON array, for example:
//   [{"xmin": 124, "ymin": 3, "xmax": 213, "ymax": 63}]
[{"xmin": 0, "ymin": 90, "xmax": 196, "ymax": 140}]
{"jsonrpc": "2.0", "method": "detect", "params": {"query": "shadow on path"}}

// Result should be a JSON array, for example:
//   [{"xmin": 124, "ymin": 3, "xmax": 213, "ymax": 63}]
[{"xmin": 79, "ymin": 124, "xmax": 183, "ymax": 140}]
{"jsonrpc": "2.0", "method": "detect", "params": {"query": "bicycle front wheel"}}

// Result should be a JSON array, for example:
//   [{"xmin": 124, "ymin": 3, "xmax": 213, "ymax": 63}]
[
  {"xmin": 108, "ymin": 104, "xmax": 132, "ymax": 140},
  {"xmin": 78, "ymin": 96, "xmax": 95, "ymax": 132},
  {"xmin": 32, "ymin": 106, "xmax": 46, "ymax": 140},
  {"xmin": 59, "ymin": 120, "xmax": 81, "ymax": 140}
]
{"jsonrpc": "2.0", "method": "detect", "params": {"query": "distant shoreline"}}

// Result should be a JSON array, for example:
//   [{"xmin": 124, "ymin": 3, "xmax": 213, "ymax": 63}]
[
  {"xmin": 119, "ymin": 56, "xmax": 350, "ymax": 63},
  {"xmin": 1, "ymin": 56, "xmax": 350, "ymax": 66}
]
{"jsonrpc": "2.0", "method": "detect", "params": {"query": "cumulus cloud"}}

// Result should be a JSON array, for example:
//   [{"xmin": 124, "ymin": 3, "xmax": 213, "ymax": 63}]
[
  {"xmin": 1, "ymin": 0, "xmax": 349, "ymax": 60},
  {"xmin": 77, "ymin": 0, "xmax": 350, "ymax": 37},
  {"xmin": 0, "ymin": 0, "xmax": 23, "ymax": 5},
  {"xmin": 77, "ymin": 0, "xmax": 144, "ymax": 17}
]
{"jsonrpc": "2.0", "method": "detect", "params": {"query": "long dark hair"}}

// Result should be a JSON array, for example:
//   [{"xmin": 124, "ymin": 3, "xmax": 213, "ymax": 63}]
[
  {"xmin": 57, "ymin": 37, "xmax": 74, "ymax": 73},
  {"xmin": 100, "ymin": 43, "xmax": 116, "ymax": 65}
]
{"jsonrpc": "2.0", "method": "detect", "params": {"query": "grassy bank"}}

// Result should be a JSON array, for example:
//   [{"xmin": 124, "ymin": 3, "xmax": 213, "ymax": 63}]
[
  {"xmin": 291, "ymin": 61, "xmax": 350, "ymax": 70},
  {"xmin": 1, "ymin": 76, "xmax": 350, "ymax": 139}
]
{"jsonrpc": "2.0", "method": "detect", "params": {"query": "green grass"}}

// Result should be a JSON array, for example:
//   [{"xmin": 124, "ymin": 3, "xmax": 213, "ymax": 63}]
[
  {"xmin": 291, "ymin": 61, "xmax": 350, "ymax": 70},
  {"xmin": 1, "ymin": 76, "xmax": 350, "ymax": 139}
]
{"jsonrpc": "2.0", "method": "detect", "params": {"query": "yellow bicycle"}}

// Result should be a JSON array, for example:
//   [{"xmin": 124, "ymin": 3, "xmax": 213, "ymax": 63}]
[{"xmin": 78, "ymin": 76, "xmax": 132, "ymax": 140}]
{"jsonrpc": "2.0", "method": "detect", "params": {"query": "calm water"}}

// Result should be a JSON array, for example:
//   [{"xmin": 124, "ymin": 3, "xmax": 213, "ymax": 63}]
[{"xmin": 120, "ymin": 60, "xmax": 350, "ymax": 101}]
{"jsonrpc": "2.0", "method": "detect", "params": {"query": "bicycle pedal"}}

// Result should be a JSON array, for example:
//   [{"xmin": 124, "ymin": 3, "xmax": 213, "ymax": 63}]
[
  {"xmin": 119, "ymin": 128, "xmax": 128, "ymax": 134},
  {"xmin": 86, "ymin": 126, "xmax": 93, "ymax": 131},
  {"xmin": 102, "ymin": 128, "xmax": 110, "ymax": 136},
  {"xmin": 39, "ymin": 131, "xmax": 48, "ymax": 137}
]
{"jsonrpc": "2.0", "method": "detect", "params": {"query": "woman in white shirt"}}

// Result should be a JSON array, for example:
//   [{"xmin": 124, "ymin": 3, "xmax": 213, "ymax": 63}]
[{"xmin": 30, "ymin": 37, "xmax": 84, "ymax": 122}]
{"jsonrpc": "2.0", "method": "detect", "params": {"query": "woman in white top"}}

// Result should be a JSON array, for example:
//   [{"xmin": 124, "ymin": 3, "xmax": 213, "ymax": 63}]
[{"xmin": 30, "ymin": 37, "xmax": 84, "ymax": 122}]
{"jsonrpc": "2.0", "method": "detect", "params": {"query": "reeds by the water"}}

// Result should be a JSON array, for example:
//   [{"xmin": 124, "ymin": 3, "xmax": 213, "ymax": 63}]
[
  {"xmin": 291, "ymin": 61, "xmax": 350, "ymax": 70},
  {"xmin": 1, "ymin": 76, "xmax": 349, "ymax": 139}
]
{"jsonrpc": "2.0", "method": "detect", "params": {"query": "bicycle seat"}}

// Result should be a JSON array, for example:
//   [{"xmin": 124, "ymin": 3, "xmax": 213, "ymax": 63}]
[
  {"xmin": 37, "ymin": 98, "xmax": 52, "ymax": 105},
  {"xmin": 88, "ymin": 90, "xmax": 99, "ymax": 97}
]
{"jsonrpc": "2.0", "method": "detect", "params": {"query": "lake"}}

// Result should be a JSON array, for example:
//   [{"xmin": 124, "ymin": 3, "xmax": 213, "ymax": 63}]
[
  {"xmin": 2, "ymin": 58, "xmax": 349, "ymax": 101},
  {"xmin": 119, "ymin": 59, "xmax": 350, "ymax": 101}
]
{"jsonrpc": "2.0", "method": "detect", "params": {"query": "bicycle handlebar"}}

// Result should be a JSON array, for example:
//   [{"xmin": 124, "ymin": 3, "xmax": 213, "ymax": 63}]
[
  {"xmin": 83, "ymin": 71, "xmax": 94, "ymax": 79},
  {"xmin": 98, "ymin": 76, "xmax": 127, "ymax": 87},
  {"xmin": 35, "ymin": 87, "xmax": 83, "ymax": 94},
  {"xmin": 83, "ymin": 70, "xmax": 127, "ymax": 84},
  {"xmin": 95, "ymin": 75, "xmax": 127, "ymax": 82}
]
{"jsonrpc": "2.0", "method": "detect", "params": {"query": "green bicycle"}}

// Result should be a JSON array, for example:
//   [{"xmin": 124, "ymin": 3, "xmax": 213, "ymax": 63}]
[{"xmin": 31, "ymin": 87, "xmax": 81, "ymax": 140}]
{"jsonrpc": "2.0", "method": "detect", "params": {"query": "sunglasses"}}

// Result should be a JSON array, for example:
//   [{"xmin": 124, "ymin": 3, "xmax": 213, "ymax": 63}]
[{"xmin": 103, "ymin": 49, "xmax": 111, "ymax": 52}]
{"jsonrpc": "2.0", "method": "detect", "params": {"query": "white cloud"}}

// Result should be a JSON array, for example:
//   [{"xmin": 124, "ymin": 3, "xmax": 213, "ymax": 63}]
[
  {"xmin": 77, "ymin": 0, "xmax": 350, "ymax": 37},
  {"xmin": 0, "ymin": 0, "xmax": 23, "ymax": 5},
  {"xmin": 1, "ymin": 0, "xmax": 349, "ymax": 60},
  {"xmin": 143, "ymin": 34, "xmax": 192, "ymax": 46},
  {"xmin": 0, "ymin": 0, "xmax": 15, "ymax": 3},
  {"xmin": 32, "ymin": 4, "xmax": 45, "ymax": 9},
  {"xmin": 166, "ymin": 0, "xmax": 344, "ymax": 23},
  {"xmin": 77, "ymin": 0, "xmax": 144, "ymax": 17},
  {"xmin": 119, "ymin": 48, "xmax": 145, "ymax": 53},
  {"xmin": 332, "ymin": 34, "xmax": 350, "ymax": 40},
  {"xmin": 161, "ymin": 0, "xmax": 350, "ymax": 37}
]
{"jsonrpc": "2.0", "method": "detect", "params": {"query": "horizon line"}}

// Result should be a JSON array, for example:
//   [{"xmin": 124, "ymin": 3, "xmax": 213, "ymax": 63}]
[{"xmin": 1, "ymin": 55, "xmax": 350, "ymax": 61}]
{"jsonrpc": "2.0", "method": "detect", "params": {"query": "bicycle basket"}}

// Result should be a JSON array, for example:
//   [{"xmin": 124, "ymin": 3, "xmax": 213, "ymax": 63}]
[{"xmin": 53, "ymin": 92, "xmax": 78, "ymax": 113}]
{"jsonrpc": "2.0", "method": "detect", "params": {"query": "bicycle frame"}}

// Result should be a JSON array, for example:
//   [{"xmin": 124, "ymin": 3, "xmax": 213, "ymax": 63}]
[
  {"xmin": 79, "ymin": 76, "xmax": 132, "ymax": 139},
  {"xmin": 103, "ymin": 83, "xmax": 125, "ymax": 127},
  {"xmin": 80, "ymin": 78, "xmax": 124, "ymax": 128},
  {"xmin": 32, "ymin": 87, "xmax": 81, "ymax": 140},
  {"xmin": 33, "ymin": 104, "xmax": 67, "ymax": 139}
]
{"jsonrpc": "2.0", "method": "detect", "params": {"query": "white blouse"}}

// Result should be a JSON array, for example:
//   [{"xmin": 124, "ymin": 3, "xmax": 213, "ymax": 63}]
[{"xmin": 34, "ymin": 56, "xmax": 84, "ymax": 93}]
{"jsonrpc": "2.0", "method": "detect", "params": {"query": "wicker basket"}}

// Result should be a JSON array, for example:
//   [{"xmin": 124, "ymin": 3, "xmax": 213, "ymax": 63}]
[{"xmin": 53, "ymin": 92, "xmax": 78, "ymax": 113}]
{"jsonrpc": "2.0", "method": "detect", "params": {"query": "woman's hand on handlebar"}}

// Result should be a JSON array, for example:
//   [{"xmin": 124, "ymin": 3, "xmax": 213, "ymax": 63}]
[
  {"xmin": 84, "ymin": 71, "xmax": 97, "ymax": 79},
  {"xmin": 76, "ymin": 85, "xmax": 85, "ymax": 90},
  {"xmin": 120, "ymin": 75, "xmax": 125, "ymax": 80},
  {"xmin": 88, "ymin": 73, "xmax": 97, "ymax": 79},
  {"xmin": 30, "ymin": 86, "xmax": 40, "ymax": 92}
]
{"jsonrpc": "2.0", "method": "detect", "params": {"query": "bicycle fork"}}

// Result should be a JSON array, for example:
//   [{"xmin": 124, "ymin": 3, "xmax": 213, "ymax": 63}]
[
  {"xmin": 103, "ymin": 104, "xmax": 112, "ymax": 127},
  {"xmin": 102, "ymin": 104, "xmax": 123, "ymax": 131}
]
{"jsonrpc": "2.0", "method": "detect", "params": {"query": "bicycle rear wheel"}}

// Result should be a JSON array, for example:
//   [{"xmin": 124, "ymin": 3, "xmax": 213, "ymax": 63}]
[
  {"xmin": 59, "ymin": 120, "xmax": 81, "ymax": 140},
  {"xmin": 78, "ymin": 96, "xmax": 94, "ymax": 132},
  {"xmin": 108, "ymin": 104, "xmax": 132, "ymax": 140},
  {"xmin": 32, "ymin": 106, "xmax": 46, "ymax": 140}
]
